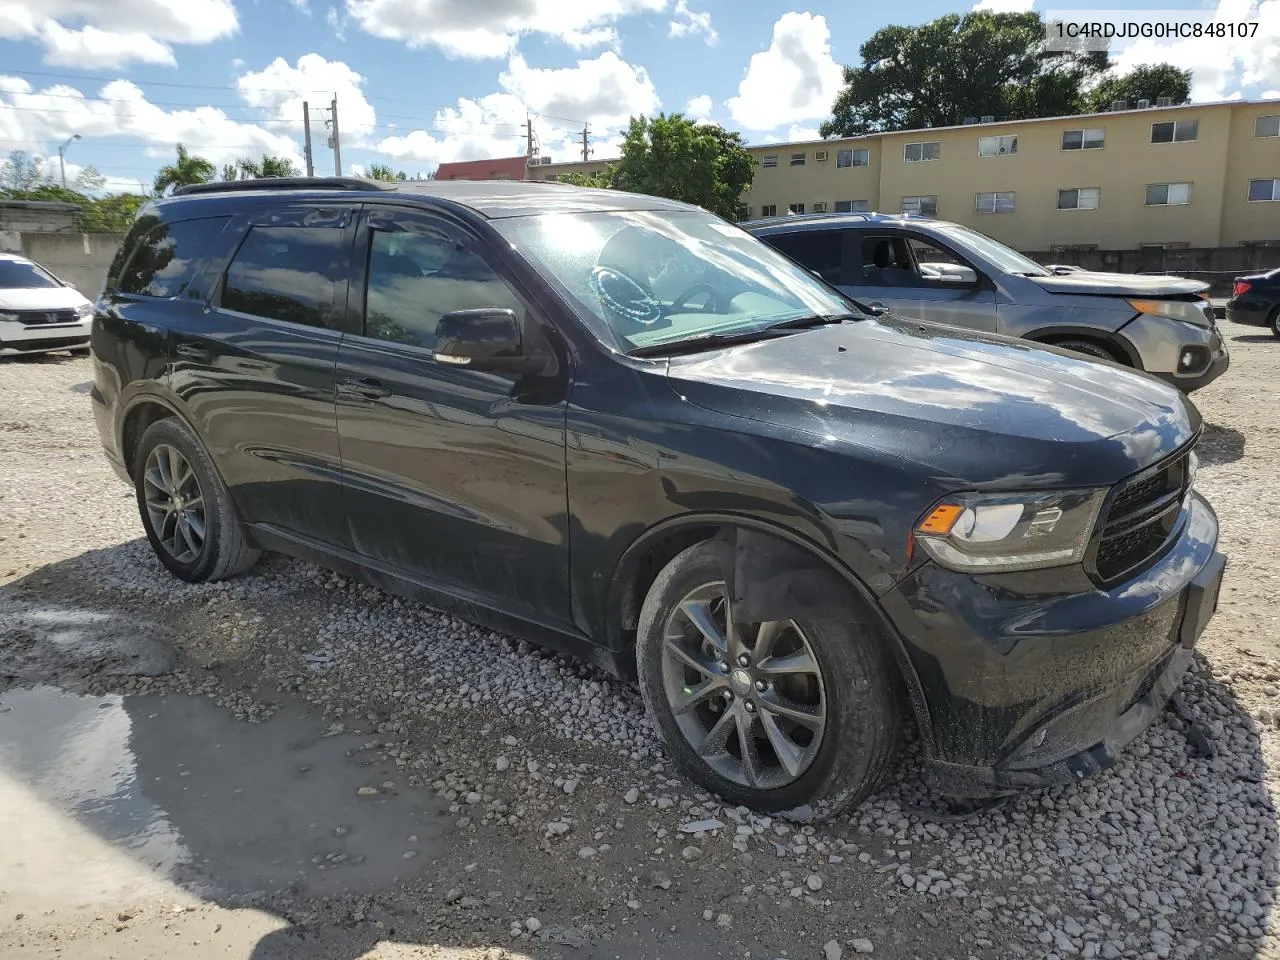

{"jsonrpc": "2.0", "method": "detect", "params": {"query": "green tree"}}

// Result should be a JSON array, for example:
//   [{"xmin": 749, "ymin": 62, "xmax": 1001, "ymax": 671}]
[
  {"xmin": 556, "ymin": 169, "xmax": 614, "ymax": 188},
  {"xmin": 1, "ymin": 150, "xmax": 50, "ymax": 192},
  {"xmin": 222, "ymin": 155, "xmax": 298, "ymax": 180},
  {"xmin": 821, "ymin": 12, "xmax": 1120, "ymax": 135},
  {"xmin": 153, "ymin": 144, "xmax": 215, "ymax": 195},
  {"xmin": 609, "ymin": 114, "xmax": 754, "ymax": 221},
  {"xmin": 73, "ymin": 165, "xmax": 106, "ymax": 193},
  {"xmin": 1086, "ymin": 65, "xmax": 1192, "ymax": 112},
  {"xmin": 366, "ymin": 163, "xmax": 408, "ymax": 181}
]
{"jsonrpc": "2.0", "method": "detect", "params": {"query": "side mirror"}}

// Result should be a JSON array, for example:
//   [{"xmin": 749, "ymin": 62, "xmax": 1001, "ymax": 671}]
[
  {"xmin": 432, "ymin": 307, "xmax": 538, "ymax": 372},
  {"xmin": 936, "ymin": 265, "xmax": 978, "ymax": 284}
]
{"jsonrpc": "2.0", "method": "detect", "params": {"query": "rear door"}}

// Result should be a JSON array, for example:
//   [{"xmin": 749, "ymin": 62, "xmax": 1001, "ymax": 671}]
[
  {"xmin": 169, "ymin": 203, "xmax": 357, "ymax": 549},
  {"xmin": 334, "ymin": 204, "xmax": 573, "ymax": 627}
]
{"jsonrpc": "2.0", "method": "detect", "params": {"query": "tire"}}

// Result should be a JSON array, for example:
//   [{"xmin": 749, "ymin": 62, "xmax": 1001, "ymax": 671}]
[
  {"xmin": 132, "ymin": 417, "xmax": 260, "ymax": 583},
  {"xmin": 1053, "ymin": 338, "xmax": 1121, "ymax": 363},
  {"xmin": 1269, "ymin": 305, "xmax": 1280, "ymax": 339},
  {"xmin": 70, "ymin": 345, "xmax": 91, "ymax": 356},
  {"xmin": 636, "ymin": 540, "xmax": 903, "ymax": 816}
]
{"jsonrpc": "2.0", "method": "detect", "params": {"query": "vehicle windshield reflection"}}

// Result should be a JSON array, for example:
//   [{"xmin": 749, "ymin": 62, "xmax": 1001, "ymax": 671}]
[{"xmin": 494, "ymin": 210, "xmax": 860, "ymax": 353}]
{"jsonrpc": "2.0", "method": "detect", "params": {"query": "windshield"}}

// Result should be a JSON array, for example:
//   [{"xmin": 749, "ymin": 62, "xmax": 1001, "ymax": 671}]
[
  {"xmin": 493, "ymin": 210, "xmax": 858, "ymax": 353},
  {"xmin": 0, "ymin": 259, "xmax": 61, "ymax": 289},
  {"xmin": 930, "ymin": 223, "xmax": 1050, "ymax": 277}
]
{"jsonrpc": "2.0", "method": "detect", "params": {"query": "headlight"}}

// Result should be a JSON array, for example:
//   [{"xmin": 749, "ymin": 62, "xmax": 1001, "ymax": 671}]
[
  {"xmin": 1127, "ymin": 299, "xmax": 1212, "ymax": 328},
  {"xmin": 914, "ymin": 489, "xmax": 1107, "ymax": 573},
  {"xmin": 75, "ymin": 303, "xmax": 93, "ymax": 319},
  {"xmin": 0, "ymin": 311, "xmax": 18, "ymax": 323}
]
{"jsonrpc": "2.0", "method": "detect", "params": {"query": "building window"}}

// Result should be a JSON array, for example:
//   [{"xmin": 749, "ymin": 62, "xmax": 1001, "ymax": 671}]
[
  {"xmin": 1256, "ymin": 115, "xmax": 1280, "ymax": 138},
  {"xmin": 1061, "ymin": 128, "xmax": 1105, "ymax": 150},
  {"xmin": 1151, "ymin": 120, "xmax": 1198, "ymax": 143},
  {"xmin": 834, "ymin": 200, "xmax": 869, "ymax": 213},
  {"xmin": 790, "ymin": 153, "xmax": 806, "ymax": 166},
  {"xmin": 975, "ymin": 191, "xmax": 1015, "ymax": 213},
  {"xmin": 901, "ymin": 195, "xmax": 938, "ymax": 216},
  {"xmin": 1057, "ymin": 187, "xmax": 1100, "ymax": 211},
  {"xmin": 978, "ymin": 135, "xmax": 1018, "ymax": 157},
  {"xmin": 760, "ymin": 204, "xmax": 777, "ymax": 217},
  {"xmin": 1146, "ymin": 182, "xmax": 1191, "ymax": 206},
  {"xmin": 836, "ymin": 148, "xmax": 869, "ymax": 168},
  {"xmin": 903, "ymin": 141, "xmax": 941, "ymax": 163},
  {"xmin": 788, "ymin": 203, "xmax": 805, "ymax": 214},
  {"xmin": 761, "ymin": 155, "xmax": 778, "ymax": 168},
  {"xmin": 812, "ymin": 201, "xmax": 828, "ymax": 213},
  {"xmin": 1248, "ymin": 179, "xmax": 1280, "ymax": 202}
]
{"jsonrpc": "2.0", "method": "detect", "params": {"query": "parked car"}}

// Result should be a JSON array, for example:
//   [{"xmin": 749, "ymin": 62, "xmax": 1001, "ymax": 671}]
[
  {"xmin": 1225, "ymin": 267, "xmax": 1280, "ymax": 336},
  {"xmin": 91, "ymin": 178, "xmax": 1225, "ymax": 813},
  {"xmin": 746, "ymin": 213, "xmax": 1228, "ymax": 393},
  {"xmin": 0, "ymin": 252, "xmax": 93, "ymax": 357}
]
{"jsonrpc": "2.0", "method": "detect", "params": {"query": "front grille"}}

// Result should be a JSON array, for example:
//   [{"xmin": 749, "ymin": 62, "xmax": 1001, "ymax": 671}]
[
  {"xmin": 13, "ymin": 309, "xmax": 80, "ymax": 327},
  {"xmin": 3, "ymin": 335, "xmax": 88, "ymax": 352},
  {"xmin": 1091, "ymin": 443, "xmax": 1195, "ymax": 583}
]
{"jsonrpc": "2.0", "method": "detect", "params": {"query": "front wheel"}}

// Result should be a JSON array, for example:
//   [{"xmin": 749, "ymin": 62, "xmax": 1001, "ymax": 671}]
[
  {"xmin": 133, "ymin": 417, "xmax": 260, "ymax": 583},
  {"xmin": 1053, "ymin": 338, "xmax": 1120, "ymax": 363},
  {"xmin": 636, "ymin": 540, "xmax": 903, "ymax": 816}
]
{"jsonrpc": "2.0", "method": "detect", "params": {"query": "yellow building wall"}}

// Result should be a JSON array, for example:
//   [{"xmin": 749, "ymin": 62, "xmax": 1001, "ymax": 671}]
[{"xmin": 1219, "ymin": 104, "xmax": 1280, "ymax": 245}]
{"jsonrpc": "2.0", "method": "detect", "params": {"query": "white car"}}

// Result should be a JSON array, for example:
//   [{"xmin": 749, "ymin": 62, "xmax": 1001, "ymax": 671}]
[{"xmin": 0, "ymin": 253, "xmax": 94, "ymax": 358}]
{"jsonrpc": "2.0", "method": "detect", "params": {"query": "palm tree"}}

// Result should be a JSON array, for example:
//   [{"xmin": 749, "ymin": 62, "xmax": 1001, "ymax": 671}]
[
  {"xmin": 366, "ymin": 163, "xmax": 407, "ymax": 182},
  {"xmin": 257, "ymin": 155, "xmax": 297, "ymax": 178},
  {"xmin": 152, "ymin": 144, "xmax": 215, "ymax": 195}
]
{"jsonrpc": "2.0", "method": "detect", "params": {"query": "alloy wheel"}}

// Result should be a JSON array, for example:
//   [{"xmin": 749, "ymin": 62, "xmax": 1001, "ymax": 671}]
[
  {"xmin": 659, "ymin": 581, "xmax": 827, "ymax": 791},
  {"xmin": 142, "ymin": 443, "xmax": 207, "ymax": 564}
]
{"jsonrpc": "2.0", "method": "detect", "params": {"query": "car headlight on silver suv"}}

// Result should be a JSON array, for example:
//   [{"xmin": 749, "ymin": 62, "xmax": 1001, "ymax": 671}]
[
  {"xmin": 914, "ymin": 489, "xmax": 1108, "ymax": 573},
  {"xmin": 1127, "ymin": 299, "xmax": 1212, "ymax": 328}
]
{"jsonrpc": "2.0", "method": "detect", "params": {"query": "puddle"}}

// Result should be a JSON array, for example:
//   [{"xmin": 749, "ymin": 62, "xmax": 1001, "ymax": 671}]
[{"xmin": 0, "ymin": 685, "xmax": 451, "ymax": 914}]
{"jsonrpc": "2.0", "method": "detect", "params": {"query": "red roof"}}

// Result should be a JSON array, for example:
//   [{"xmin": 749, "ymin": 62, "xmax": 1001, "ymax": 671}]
[{"xmin": 433, "ymin": 155, "xmax": 530, "ymax": 181}]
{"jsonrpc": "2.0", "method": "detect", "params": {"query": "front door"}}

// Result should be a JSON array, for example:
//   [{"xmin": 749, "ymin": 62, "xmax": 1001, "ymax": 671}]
[
  {"xmin": 170, "ymin": 204, "xmax": 357, "ymax": 549},
  {"xmin": 334, "ymin": 205, "xmax": 572, "ymax": 628}
]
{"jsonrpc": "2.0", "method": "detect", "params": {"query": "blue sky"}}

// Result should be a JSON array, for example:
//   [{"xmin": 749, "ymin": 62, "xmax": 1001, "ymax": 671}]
[{"xmin": 0, "ymin": 0, "xmax": 1276, "ymax": 192}]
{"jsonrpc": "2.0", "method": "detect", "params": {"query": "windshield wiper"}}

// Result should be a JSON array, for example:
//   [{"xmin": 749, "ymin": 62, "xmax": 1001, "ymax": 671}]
[{"xmin": 628, "ymin": 313, "xmax": 854, "ymax": 358}]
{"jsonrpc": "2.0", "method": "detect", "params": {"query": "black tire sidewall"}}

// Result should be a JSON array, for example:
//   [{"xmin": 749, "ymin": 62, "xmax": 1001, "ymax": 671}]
[
  {"xmin": 636, "ymin": 540, "xmax": 901, "ymax": 815},
  {"xmin": 1055, "ymin": 339, "xmax": 1116, "ymax": 362},
  {"xmin": 132, "ymin": 418, "xmax": 232, "ymax": 583},
  {"xmin": 1269, "ymin": 306, "xmax": 1280, "ymax": 338}
]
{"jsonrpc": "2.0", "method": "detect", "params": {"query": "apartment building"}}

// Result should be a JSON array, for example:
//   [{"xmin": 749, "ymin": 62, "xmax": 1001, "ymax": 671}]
[{"xmin": 533, "ymin": 98, "xmax": 1280, "ymax": 251}]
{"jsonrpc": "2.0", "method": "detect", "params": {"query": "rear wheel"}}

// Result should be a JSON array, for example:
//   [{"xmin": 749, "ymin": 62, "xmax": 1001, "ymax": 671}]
[
  {"xmin": 133, "ymin": 417, "xmax": 260, "ymax": 582},
  {"xmin": 1053, "ymin": 338, "xmax": 1121, "ymax": 363},
  {"xmin": 1269, "ymin": 305, "xmax": 1280, "ymax": 338},
  {"xmin": 636, "ymin": 540, "xmax": 903, "ymax": 816}
]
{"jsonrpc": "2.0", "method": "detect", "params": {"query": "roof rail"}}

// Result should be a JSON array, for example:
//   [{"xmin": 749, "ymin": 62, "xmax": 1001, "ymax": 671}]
[{"xmin": 171, "ymin": 177, "xmax": 394, "ymax": 197}]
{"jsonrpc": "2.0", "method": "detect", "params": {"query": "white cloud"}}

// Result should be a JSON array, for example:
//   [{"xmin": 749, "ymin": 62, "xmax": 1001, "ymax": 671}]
[
  {"xmin": 1266, "ymin": 88, "xmax": 1280, "ymax": 97},
  {"xmin": 971, "ymin": 0, "xmax": 1034, "ymax": 11},
  {"xmin": 668, "ymin": 0, "xmax": 716, "ymax": 44},
  {"xmin": 685, "ymin": 94, "xmax": 713, "ymax": 120},
  {"xmin": 236, "ymin": 54, "xmax": 377, "ymax": 145},
  {"xmin": 38, "ymin": 22, "xmax": 177, "ymax": 68},
  {"xmin": 326, "ymin": 7, "xmax": 349, "ymax": 40},
  {"xmin": 500, "ymin": 51, "xmax": 659, "ymax": 131},
  {"xmin": 1108, "ymin": 0, "xmax": 1280, "ymax": 102},
  {"xmin": 785, "ymin": 124, "xmax": 820, "ymax": 141},
  {"xmin": 726, "ymin": 12, "xmax": 844, "ymax": 132},
  {"xmin": 343, "ymin": 0, "xmax": 664, "ymax": 59},
  {"xmin": 289, "ymin": 0, "xmax": 311, "ymax": 11}
]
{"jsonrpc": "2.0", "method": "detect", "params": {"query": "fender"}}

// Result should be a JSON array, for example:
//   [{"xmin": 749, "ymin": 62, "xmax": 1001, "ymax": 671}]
[
  {"xmin": 1022, "ymin": 323, "xmax": 1145, "ymax": 369},
  {"xmin": 607, "ymin": 512, "xmax": 935, "ymax": 756},
  {"xmin": 116, "ymin": 384, "xmax": 208, "ymax": 478}
]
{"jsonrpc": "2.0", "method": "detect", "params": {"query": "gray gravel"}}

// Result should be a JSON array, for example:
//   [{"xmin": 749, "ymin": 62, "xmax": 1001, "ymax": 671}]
[{"xmin": 2, "ymin": 323, "xmax": 1279, "ymax": 960}]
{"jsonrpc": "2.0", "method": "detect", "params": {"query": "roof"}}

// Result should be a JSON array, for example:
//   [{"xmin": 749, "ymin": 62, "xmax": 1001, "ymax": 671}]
[
  {"xmin": 743, "ymin": 211, "xmax": 933, "ymax": 234},
  {"xmin": 433, "ymin": 155, "xmax": 530, "ymax": 181},
  {"xmin": 159, "ymin": 176, "xmax": 698, "ymax": 220},
  {"xmin": 0, "ymin": 252, "xmax": 34, "ymax": 261}
]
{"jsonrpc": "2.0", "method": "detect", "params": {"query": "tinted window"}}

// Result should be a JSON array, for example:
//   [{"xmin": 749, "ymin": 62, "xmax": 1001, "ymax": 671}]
[
  {"xmin": 364, "ymin": 229, "xmax": 522, "ymax": 351},
  {"xmin": 766, "ymin": 231, "xmax": 845, "ymax": 284},
  {"xmin": 118, "ymin": 217, "xmax": 230, "ymax": 298},
  {"xmin": 0, "ymin": 259, "xmax": 60, "ymax": 289},
  {"xmin": 221, "ymin": 226, "xmax": 347, "ymax": 328}
]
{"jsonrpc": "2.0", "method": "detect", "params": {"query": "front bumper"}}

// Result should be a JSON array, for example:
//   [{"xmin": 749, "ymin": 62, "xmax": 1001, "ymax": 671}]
[
  {"xmin": 880, "ymin": 492, "xmax": 1223, "ymax": 798},
  {"xmin": 1150, "ymin": 344, "xmax": 1229, "ymax": 393},
  {"xmin": 1116, "ymin": 312, "xmax": 1227, "ymax": 392},
  {"xmin": 0, "ymin": 317, "xmax": 91, "ymax": 356}
]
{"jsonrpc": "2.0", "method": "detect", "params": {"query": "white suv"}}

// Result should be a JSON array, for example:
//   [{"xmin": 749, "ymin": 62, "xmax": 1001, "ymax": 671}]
[{"xmin": 0, "ymin": 253, "xmax": 94, "ymax": 358}]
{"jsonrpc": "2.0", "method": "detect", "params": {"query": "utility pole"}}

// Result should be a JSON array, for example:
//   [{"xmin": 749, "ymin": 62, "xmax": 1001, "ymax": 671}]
[
  {"xmin": 324, "ymin": 97, "xmax": 342, "ymax": 176},
  {"xmin": 581, "ymin": 124, "xmax": 590, "ymax": 162},
  {"xmin": 524, "ymin": 115, "xmax": 535, "ymax": 157},
  {"xmin": 58, "ymin": 133, "xmax": 80, "ymax": 188},
  {"xmin": 302, "ymin": 101, "xmax": 315, "ymax": 177}
]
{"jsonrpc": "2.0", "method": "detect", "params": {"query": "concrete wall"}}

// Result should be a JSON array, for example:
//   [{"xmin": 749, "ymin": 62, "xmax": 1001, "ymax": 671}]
[{"xmin": 0, "ymin": 231, "xmax": 124, "ymax": 298}]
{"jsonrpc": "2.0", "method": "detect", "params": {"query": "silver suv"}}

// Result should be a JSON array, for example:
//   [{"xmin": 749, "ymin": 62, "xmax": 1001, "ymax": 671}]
[{"xmin": 748, "ymin": 213, "xmax": 1228, "ymax": 392}]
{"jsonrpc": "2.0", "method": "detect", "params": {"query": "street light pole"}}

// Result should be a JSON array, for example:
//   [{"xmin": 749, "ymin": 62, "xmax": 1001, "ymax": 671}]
[{"xmin": 57, "ymin": 134, "xmax": 81, "ymax": 188}]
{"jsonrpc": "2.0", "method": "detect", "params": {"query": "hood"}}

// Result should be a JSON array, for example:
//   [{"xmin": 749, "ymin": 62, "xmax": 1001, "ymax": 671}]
[
  {"xmin": 0, "ymin": 285, "xmax": 91, "ymax": 311},
  {"xmin": 1028, "ymin": 271, "xmax": 1209, "ymax": 298},
  {"xmin": 665, "ymin": 318, "xmax": 1197, "ymax": 488}
]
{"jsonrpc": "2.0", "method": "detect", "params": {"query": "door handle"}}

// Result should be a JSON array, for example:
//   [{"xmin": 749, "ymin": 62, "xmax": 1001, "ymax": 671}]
[
  {"xmin": 174, "ymin": 342, "xmax": 210, "ymax": 361},
  {"xmin": 338, "ymin": 377, "xmax": 392, "ymax": 400}
]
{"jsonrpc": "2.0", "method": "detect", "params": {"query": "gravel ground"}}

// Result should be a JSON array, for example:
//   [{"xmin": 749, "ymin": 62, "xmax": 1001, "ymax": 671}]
[{"xmin": 1, "ymin": 320, "xmax": 1278, "ymax": 960}]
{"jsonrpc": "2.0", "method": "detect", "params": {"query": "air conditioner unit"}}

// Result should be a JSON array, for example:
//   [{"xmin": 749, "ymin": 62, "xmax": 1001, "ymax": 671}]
[
  {"xmin": 1111, "ymin": 99, "xmax": 1128, "ymax": 111},
  {"xmin": 812, "ymin": 201, "xmax": 827, "ymax": 213},
  {"xmin": 539, "ymin": 156, "xmax": 552, "ymax": 164},
  {"xmin": 1137, "ymin": 98, "xmax": 1151, "ymax": 109},
  {"xmin": 1156, "ymin": 97, "xmax": 1173, "ymax": 107},
  {"xmin": 963, "ymin": 116, "xmax": 979, "ymax": 125},
  {"xmin": 815, "ymin": 150, "xmax": 828, "ymax": 161},
  {"xmin": 998, "ymin": 144, "xmax": 1011, "ymax": 154},
  {"xmin": 980, "ymin": 114, "xmax": 995, "ymax": 123}
]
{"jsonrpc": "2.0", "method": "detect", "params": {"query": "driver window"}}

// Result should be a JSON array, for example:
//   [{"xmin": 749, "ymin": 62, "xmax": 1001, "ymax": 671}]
[
  {"xmin": 364, "ymin": 230, "xmax": 523, "ymax": 350},
  {"xmin": 905, "ymin": 237, "xmax": 973, "ymax": 285},
  {"xmin": 857, "ymin": 235, "xmax": 918, "ymax": 287}
]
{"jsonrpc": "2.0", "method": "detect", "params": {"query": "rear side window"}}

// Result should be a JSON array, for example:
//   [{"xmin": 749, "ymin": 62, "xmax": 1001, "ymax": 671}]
[
  {"xmin": 766, "ymin": 230, "xmax": 846, "ymax": 284},
  {"xmin": 118, "ymin": 217, "xmax": 230, "ymax": 298},
  {"xmin": 221, "ymin": 226, "xmax": 348, "ymax": 329}
]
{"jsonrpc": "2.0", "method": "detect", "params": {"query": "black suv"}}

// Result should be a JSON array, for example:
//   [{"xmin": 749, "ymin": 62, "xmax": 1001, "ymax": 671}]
[{"xmin": 90, "ymin": 178, "xmax": 1225, "ymax": 814}]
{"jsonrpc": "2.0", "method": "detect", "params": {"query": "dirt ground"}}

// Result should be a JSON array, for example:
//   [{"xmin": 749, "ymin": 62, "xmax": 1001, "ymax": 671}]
[{"xmin": 1, "ymin": 319, "xmax": 1278, "ymax": 960}]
